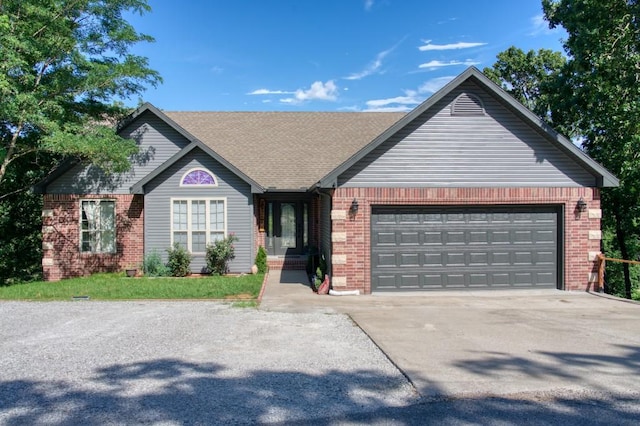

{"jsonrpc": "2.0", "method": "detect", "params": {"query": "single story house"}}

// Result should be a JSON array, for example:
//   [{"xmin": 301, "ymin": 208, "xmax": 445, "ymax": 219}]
[{"xmin": 35, "ymin": 67, "xmax": 618, "ymax": 293}]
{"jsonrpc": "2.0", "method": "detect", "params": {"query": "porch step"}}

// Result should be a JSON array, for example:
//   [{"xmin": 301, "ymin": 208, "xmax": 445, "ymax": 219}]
[{"xmin": 267, "ymin": 256, "xmax": 307, "ymax": 271}]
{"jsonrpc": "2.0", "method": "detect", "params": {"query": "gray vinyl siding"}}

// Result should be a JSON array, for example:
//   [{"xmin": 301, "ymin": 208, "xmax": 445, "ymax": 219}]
[
  {"xmin": 320, "ymin": 193, "xmax": 332, "ymax": 274},
  {"xmin": 338, "ymin": 81, "xmax": 596, "ymax": 188},
  {"xmin": 144, "ymin": 149, "xmax": 254, "ymax": 273},
  {"xmin": 46, "ymin": 111, "xmax": 190, "ymax": 194}
]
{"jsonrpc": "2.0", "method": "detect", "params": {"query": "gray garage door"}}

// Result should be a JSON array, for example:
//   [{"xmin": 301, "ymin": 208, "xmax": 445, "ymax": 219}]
[{"xmin": 371, "ymin": 206, "xmax": 559, "ymax": 291}]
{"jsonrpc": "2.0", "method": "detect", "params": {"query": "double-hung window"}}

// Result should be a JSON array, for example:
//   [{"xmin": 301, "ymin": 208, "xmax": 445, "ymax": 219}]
[
  {"xmin": 80, "ymin": 200, "xmax": 116, "ymax": 253},
  {"xmin": 172, "ymin": 199, "xmax": 226, "ymax": 252}
]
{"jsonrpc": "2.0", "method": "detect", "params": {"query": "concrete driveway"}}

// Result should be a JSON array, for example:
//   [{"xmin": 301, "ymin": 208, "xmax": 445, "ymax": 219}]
[{"xmin": 261, "ymin": 270, "xmax": 640, "ymax": 399}]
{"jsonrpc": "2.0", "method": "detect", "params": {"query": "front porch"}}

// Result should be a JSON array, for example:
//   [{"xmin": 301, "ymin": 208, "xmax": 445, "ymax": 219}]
[{"xmin": 254, "ymin": 193, "xmax": 326, "ymax": 273}]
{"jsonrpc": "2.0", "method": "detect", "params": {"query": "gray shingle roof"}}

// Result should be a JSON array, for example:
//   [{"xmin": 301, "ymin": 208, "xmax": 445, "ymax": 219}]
[{"xmin": 163, "ymin": 111, "xmax": 405, "ymax": 190}]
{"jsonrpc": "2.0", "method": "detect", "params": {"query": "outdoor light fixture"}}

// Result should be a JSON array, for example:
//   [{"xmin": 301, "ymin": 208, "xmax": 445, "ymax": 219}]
[
  {"xmin": 577, "ymin": 197, "xmax": 588, "ymax": 213},
  {"xmin": 350, "ymin": 198, "xmax": 359, "ymax": 216}
]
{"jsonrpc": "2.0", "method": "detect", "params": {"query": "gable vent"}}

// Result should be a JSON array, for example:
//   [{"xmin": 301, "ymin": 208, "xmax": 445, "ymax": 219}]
[{"xmin": 451, "ymin": 93, "xmax": 485, "ymax": 116}]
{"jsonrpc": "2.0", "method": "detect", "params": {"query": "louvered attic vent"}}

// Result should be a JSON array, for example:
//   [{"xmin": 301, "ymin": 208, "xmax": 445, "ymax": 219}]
[{"xmin": 451, "ymin": 93, "xmax": 485, "ymax": 116}]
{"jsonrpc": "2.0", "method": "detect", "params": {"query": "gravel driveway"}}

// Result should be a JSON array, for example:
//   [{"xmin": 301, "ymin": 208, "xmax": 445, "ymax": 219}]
[{"xmin": 0, "ymin": 301, "xmax": 418, "ymax": 425}]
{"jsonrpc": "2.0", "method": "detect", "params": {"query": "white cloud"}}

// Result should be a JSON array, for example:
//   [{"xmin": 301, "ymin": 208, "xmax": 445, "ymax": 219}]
[
  {"xmin": 345, "ymin": 45, "xmax": 396, "ymax": 80},
  {"xmin": 280, "ymin": 80, "xmax": 339, "ymax": 104},
  {"xmin": 418, "ymin": 40, "xmax": 486, "ymax": 51},
  {"xmin": 418, "ymin": 59, "xmax": 479, "ymax": 70},
  {"xmin": 366, "ymin": 91, "xmax": 421, "ymax": 108},
  {"xmin": 364, "ymin": 0, "xmax": 374, "ymax": 11},
  {"xmin": 529, "ymin": 14, "xmax": 555, "ymax": 36},
  {"xmin": 363, "ymin": 76, "xmax": 455, "ymax": 111},
  {"xmin": 210, "ymin": 66, "xmax": 224, "ymax": 74},
  {"xmin": 247, "ymin": 89, "xmax": 294, "ymax": 95},
  {"xmin": 418, "ymin": 76, "xmax": 455, "ymax": 93},
  {"xmin": 364, "ymin": 106, "xmax": 414, "ymax": 112}
]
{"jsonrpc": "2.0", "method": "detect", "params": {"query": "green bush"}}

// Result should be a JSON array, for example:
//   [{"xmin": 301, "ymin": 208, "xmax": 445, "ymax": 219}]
[
  {"xmin": 166, "ymin": 243, "xmax": 192, "ymax": 277},
  {"xmin": 318, "ymin": 253, "xmax": 327, "ymax": 278},
  {"xmin": 206, "ymin": 234, "xmax": 239, "ymax": 275},
  {"xmin": 255, "ymin": 245, "xmax": 267, "ymax": 273},
  {"xmin": 142, "ymin": 250, "xmax": 169, "ymax": 277}
]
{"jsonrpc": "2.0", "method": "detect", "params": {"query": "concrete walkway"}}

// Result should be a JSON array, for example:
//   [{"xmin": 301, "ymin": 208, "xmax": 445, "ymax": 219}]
[{"xmin": 260, "ymin": 270, "xmax": 640, "ymax": 399}]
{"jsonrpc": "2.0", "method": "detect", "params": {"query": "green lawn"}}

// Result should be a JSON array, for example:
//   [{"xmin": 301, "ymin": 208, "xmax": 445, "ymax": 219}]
[{"xmin": 0, "ymin": 273, "xmax": 265, "ymax": 301}]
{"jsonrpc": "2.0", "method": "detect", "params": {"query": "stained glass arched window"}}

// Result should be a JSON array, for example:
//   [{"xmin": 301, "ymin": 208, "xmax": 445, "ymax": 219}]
[{"xmin": 180, "ymin": 168, "xmax": 217, "ymax": 187}]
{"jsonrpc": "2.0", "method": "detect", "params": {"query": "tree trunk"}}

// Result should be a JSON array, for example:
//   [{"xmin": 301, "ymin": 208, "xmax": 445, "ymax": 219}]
[{"xmin": 614, "ymin": 211, "xmax": 633, "ymax": 299}]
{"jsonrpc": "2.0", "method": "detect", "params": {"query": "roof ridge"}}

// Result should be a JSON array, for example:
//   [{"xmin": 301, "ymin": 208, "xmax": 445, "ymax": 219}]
[{"xmin": 163, "ymin": 110, "xmax": 406, "ymax": 115}]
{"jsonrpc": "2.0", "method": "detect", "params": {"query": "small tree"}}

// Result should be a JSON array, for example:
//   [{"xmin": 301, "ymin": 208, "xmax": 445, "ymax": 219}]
[
  {"xmin": 166, "ymin": 243, "xmax": 192, "ymax": 277},
  {"xmin": 206, "ymin": 234, "xmax": 238, "ymax": 275},
  {"xmin": 142, "ymin": 250, "xmax": 168, "ymax": 277},
  {"xmin": 255, "ymin": 245, "xmax": 267, "ymax": 274}
]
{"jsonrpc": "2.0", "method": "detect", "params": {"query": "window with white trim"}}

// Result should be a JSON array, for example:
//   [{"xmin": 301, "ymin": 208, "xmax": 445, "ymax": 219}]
[
  {"xmin": 171, "ymin": 199, "xmax": 226, "ymax": 252},
  {"xmin": 80, "ymin": 200, "xmax": 116, "ymax": 253}
]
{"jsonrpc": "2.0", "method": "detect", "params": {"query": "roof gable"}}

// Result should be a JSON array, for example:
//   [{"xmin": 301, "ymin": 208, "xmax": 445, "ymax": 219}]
[
  {"xmin": 318, "ymin": 67, "xmax": 619, "ymax": 189},
  {"xmin": 127, "ymin": 104, "xmax": 263, "ymax": 193}
]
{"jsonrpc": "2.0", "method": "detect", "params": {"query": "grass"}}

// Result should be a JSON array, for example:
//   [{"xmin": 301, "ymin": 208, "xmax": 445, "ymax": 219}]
[{"xmin": 0, "ymin": 273, "xmax": 265, "ymax": 301}]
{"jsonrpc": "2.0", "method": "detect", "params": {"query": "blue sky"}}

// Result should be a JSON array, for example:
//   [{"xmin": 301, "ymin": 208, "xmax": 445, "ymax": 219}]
[{"xmin": 126, "ymin": 0, "xmax": 566, "ymax": 112}]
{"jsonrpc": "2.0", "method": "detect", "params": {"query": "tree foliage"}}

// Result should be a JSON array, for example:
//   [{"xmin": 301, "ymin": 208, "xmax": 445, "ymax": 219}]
[
  {"xmin": 483, "ymin": 47, "xmax": 566, "ymax": 129},
  {"xmin": 543, "ymin": 0, "xmax": 640, "ymax": 299},
  {"xmin": 0, "ymin": 0, "xmax": 161, "ymax": 190},
  {"xmin": 0, "ymin": 0, "xmax": 160, "ymax": 284},
  {"xmin": 487, "ymin": 1, "xmax": 640, "ymax": 298}
]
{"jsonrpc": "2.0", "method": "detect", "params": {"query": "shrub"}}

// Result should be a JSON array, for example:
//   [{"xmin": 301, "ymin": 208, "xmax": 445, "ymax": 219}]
[
  {"xmin": 166, "ymin": 243, "xmax": 192, "ymax": 277},
  {"xmin": 206, "ymin": 234, "xmax": 239, "ymax": 275},
  {"xmin": 255, "ymin": 245, "xmax": 267, "ymax": 273},
  {"xmin": 142, "ymin": 250, "xmax": 168, "ymax": 277},
  {"xmin": 318, "ymin": 253, "xmax": 327, "ymax": 278}
]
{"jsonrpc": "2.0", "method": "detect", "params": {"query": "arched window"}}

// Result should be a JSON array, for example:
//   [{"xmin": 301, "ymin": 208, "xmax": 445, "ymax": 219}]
[
  {"xmin": 451, "ymin": 93, "xmax": 485, "ymax": 116},
  {"xmin": 180, "ymin": 168, "xmax": 217, "ymax": 187}
]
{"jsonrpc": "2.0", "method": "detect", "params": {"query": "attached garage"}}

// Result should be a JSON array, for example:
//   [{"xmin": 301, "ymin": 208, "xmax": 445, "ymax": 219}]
[
  {"xmin": 371, "ymin": 205, "xmax": 561, "ymax": 292},
  {"xmin": 319, "ymin": 68, "xmax": 618, "ymax": 294}
]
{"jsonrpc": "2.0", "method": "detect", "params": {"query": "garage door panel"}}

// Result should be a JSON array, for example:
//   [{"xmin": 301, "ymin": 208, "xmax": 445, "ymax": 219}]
[
  {"xmin": 400, "ymin": 253, "xmax": 420, "ymax": 267},
  {"xmin": 399, "ymin": 213, "xmax": 420, "ymax": 224},
  {"xmin": 536, "ymin": 251, "xmax": 556, "ymax": 264},
  {"xmin": 535, "ymin": 230, "xmax": 556, "ymax": 244},
  {"xmin": 424, "ymin": 253, "xmax": 443, "ymax": 266},
  {"xmin": 514, "ymin": 230, "xmax": 533, "ymax": 244},
  {"xmin": 400, "ymin": 274, "xmax": 420, "ymax": 288},
  {"xmin": 375, "ymin": 253, "xmax": 397, "ymax": 267},
  {"xmin": 372, "ymin": 206, "xmax": 559, "ymax": 291},
  {"xmin": 445, "ymin": 231, "xmax": 466, "ymax": 245},
  {"xmin": 446, "ymin": 252, "xmax": 466, "ymax": 266},
  {"xmin": 400, "ymin": 232, "xmax": 420, "ymax": 245},
  {"xmin": 491, "ymin": 231, "xmax": 510, "ymax": 244},
  {"xmin": 424, "ymin": 232, "xmax": 443, "ymax": 245},
  {"xmin": 469, "ymin": 252, "xmax": 489, "ymax": 266},
  {"xmin": 375, "ymin": 231, "xmax": 397, "ymax": 246},
  {"xmin": 469, "ymin": 231, "xmax": 489, "ymax": 244}
]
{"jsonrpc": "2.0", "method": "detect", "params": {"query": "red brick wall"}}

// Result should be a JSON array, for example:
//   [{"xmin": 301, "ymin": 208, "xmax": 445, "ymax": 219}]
[
  {"xmin": 330, "ymin": 187, "xmax": 601, "ymax": 294},
  {"xmin": 42, "ymin": 194, "xmax": 144, "ymax": 281}
]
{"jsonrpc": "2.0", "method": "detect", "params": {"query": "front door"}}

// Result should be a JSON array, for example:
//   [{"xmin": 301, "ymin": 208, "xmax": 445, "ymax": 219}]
[{"xmin": 266, "ymin": 201, "xmax": 308, "ymax": 255}]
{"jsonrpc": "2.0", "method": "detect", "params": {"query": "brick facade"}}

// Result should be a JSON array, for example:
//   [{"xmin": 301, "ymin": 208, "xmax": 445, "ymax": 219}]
[
  {"xmin": 330, "ymin": 187, "xmax": 601, "ymax": 294},
  {"xmin": 42, "ymin": 194, "xmax": 144, "ymax": 281}
]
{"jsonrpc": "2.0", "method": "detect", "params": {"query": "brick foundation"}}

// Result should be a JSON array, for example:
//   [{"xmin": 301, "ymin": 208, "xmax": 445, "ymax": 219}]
[
  {"xmin": 330, "ymin": 187, "xmax": 601, "ymax": 294},
  {"xmin": 42, "ymin": 194, "xmax": 144, "ymax": 281}
]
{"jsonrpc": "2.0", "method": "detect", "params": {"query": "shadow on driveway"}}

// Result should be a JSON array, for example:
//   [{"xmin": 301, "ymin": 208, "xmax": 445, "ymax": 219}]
[{"xmin": 2, "ymin": 358, "xmax": 639, "ymax": 425}]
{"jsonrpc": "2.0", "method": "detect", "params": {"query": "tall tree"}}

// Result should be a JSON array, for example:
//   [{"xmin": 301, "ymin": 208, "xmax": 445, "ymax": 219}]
[
  {"xmin": 543, "ymin": 0, "xmax": 640, "ymax": 299},
  {"xmin": 0, "ymin": 0, "xmax": 161, "ymax": 192},
  {"xmin": 0, "ymin": 0, "xmax": 160, "ymax": 284},
  {"xmin": 483, "ymin": 47, "xmax": 566, "ymax": 130}
]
